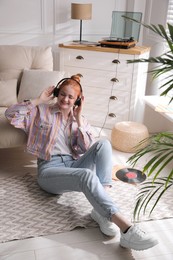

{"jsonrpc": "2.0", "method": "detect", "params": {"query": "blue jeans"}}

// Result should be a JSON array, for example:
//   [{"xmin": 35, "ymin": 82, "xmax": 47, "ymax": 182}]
[{"xmin": 37, "ymin": 139, "xmax": 119, "ymax": 220}]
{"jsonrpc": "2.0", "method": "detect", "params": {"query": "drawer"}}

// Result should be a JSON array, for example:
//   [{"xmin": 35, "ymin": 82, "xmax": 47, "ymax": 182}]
[
  {"xmin": 109, "ymin": 91, "xmax": 131, "ymax": 112},
  {"xmin": 117, "ymin": 53, "xmax": 135, "ymax": 73},
  {"xmin": 83, "ymin": 109, "xmax": 128, "ymax": 129},
  {"xmin": 63, "ymin": 67, "xmax": 116, "ymax": 89},
  {"xmin": 61, "ymin": 49, "xmax": 134, "ymax": 73},
  {"xmin": 63, "ymin": 67, "xmax": 132, "ymax": 92},
  {"xmin": 104, "ymin": 113, "xmax": 129, "ymax": 129},
  {"xmin": 83, "ymin": 88, "xmax": 130, "ymax": 114},
  {"xmin": 61, "ymin": 49, "xmax": 120, "ymax": 72},
  {"xmin": 113, "ymin": 73, "xmax": 132, "ymax": 92}
]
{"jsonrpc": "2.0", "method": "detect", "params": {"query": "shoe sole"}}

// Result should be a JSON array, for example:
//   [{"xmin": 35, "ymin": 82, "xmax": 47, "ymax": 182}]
[{"xmin": 120, "ymin": 239, "xmax": 158, "ymax": 251}]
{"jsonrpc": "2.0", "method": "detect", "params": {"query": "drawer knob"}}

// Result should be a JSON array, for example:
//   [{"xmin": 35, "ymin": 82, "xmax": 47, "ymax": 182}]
[
  {"xmin": 76, "ymin": 55, "xmax": 84, "ymax": 60},
  {"xmin": 112, "ymin": 59, "xmax": 120, "ymax": 64},
  {"xmin": 108, "ymin": 113, "xmax": 116, "ymax": 117},
  {"xmin": 110, "ymin": 96, "xmax": 117, "ymax": 100},
  {"xmin": 111, "ymin": 78, "xmax": 119, "ymax": 82}
]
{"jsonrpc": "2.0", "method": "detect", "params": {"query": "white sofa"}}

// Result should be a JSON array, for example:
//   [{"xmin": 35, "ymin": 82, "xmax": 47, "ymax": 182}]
[{"xmin": 0, "ymin": 45, "xmax": 64, "ymax": 148}]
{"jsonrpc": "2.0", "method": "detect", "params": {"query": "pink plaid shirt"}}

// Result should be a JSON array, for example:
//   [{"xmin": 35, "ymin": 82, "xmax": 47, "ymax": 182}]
[{"xmin": 5, "ymin": 101, "xmax": 95, "ymax": 161}]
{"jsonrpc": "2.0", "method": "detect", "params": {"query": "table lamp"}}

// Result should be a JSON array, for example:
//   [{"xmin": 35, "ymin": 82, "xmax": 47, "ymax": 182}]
[{"xmin": 71, "ymin": 3, "xmax": 92, "ymax": 42}]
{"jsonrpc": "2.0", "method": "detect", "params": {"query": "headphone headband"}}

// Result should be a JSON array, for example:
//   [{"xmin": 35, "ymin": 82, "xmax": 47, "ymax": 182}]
[{"xmin": 53, "ymin": 77, "xmax": 83, "ymax": 107}]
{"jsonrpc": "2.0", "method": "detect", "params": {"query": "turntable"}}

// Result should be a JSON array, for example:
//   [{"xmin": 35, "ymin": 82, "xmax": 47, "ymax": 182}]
[
  {"xmin": 99, "ymin": 37, "xmax": 137, "ymax": 49},
  {"xmin": 99, "ymin": 11, "xmax": 142, "ymax": 49}
]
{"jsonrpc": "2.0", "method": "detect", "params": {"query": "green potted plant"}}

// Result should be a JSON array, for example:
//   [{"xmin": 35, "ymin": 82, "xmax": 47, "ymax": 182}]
[{"xmin": 124, "ymin": 17, "xmax": 173, "ymax": 221}]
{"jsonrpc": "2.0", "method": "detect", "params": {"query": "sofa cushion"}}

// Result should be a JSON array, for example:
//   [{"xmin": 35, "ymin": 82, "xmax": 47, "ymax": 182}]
[
  {"xmin": 0, "ymin": 45, "xmax": 53, "ymax": 83},
  {"xmin": 17, "ymin": 69, "xmax": 65, "ymax": 103},
  {"xmin": 0, "ymin": 107, "xmax": 27, "ymax": 148},
  {"xmin": 0, "ymin": 79, "xmax": 18, "ymax": 106}
]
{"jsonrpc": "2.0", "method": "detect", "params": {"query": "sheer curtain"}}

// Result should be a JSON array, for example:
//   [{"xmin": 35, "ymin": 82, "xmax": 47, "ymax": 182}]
[
  {"xmin": 166, "ymin": 0, "xmax": 173, "ymax": 98},
  {"xmin": 167, "ymin": 0, "xmax": 173, "ymax": 23}
]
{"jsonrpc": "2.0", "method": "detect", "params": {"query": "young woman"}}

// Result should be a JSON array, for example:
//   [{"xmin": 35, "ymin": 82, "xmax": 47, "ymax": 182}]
[{"xmin": 5, "ymin": 74, "xmax": 158, "ymax": 251}]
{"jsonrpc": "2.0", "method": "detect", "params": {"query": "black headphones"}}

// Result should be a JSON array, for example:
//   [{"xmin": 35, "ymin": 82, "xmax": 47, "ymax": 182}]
[{"xmin": 53, "ymin": 78, "xmax": 82, "ymax": 107}]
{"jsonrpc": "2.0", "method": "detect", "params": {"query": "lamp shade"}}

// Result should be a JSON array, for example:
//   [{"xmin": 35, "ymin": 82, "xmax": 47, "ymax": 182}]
[{"xmin": 71, "ymin": 3, "xmax": 92, "ymax": 20}]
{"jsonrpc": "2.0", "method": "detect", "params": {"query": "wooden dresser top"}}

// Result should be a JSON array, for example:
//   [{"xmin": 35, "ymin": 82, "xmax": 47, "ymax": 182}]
[{"xmin": 59, "ymin": 42, "xmax": 150, "ymax": 55}]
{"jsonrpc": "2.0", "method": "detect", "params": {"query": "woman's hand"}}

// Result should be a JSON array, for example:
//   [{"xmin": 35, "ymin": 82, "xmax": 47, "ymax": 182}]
[
  {"xmin": 31, "ymin": 86, "xmax": 55, "ymax": 106},
  {"xmin": 39, "ymin": 86, "xmax": 55, "ymax": 103}
]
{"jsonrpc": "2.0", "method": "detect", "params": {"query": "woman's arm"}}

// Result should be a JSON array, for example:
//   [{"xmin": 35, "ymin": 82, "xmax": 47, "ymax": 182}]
[
  {"xmin": 5, "ymin": 86, "xmax": 55, "ymax": 132},
  {"xmin": 5, "ymin": 101, "xmax": 37, "ymax": 132},
  {"xmin": 31, "ymin": 86, "xmax": 55, "ymax": 106},
  {"xmin": 71, "ymin": 115, "xmax": 95, "ymax": 155},
  {"xmin": 72, "ymin": 95, "xmax": 95, "ymax": 153}
]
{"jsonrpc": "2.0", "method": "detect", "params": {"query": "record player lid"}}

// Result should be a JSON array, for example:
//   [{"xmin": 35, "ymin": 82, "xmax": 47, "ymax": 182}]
[{"xmin": 110, "ymin": 11, "xmax": 142, "ymax": 41}]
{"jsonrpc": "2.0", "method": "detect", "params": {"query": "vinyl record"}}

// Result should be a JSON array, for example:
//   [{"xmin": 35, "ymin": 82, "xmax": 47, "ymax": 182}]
[{"xmin": 115, "ymin": 168, "xmax": 146, "ymax": 184}]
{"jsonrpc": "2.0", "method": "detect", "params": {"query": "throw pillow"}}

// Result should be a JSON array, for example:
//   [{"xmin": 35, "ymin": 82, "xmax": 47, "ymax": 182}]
[
  {"xmin": 0, "ymin": 79, "xmax": 18, "ymax": 107},
  {"xmin": 0, "ymin": 45, "xmax": 53, "ymax": 81},
  {"xmin": 17, "ymin": 69, "xmax": 65, "ymax": 103}
]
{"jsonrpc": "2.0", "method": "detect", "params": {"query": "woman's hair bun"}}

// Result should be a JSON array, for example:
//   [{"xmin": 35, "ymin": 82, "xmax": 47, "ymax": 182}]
[{"xmin": 71, "ymin": 73, "xmax": 83, "ymax": 83}]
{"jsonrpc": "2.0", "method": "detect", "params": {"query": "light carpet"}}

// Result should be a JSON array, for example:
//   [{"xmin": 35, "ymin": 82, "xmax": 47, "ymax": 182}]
[{"xmin": 0, "ymin": 173, "xmax": 173, "ymax": 243}]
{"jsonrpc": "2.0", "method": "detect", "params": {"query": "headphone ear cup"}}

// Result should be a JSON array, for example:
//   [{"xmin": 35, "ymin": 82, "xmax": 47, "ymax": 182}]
[
  {"xmin": 74, "ymin": 97, "xmax": 81, "ymax": 107},
  {"xmin": 53, "ymin": 87, "xmax": 59, "ymax": 97}
]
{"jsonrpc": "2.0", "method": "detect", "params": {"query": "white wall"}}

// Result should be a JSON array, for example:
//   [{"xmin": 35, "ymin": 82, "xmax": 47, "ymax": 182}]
[
  {"xmin": 0, "ymin": 0, "xmax": 169, "ymax": 63},
  {"xmin": 0, "ymin": 0, "xmax": 116, "ymax": 69},
  {"xmin": 0, "ymin": 0, "xmax": 150, "ymax": 70},
  {"xmin": 0, "ymin": 0, "xmax": 115, "ymax": 46},
  {"xmin": 0, "ymin": 0, "xmax": 148, "ymax": 46},
  {"xmin": 0, "ymin": 0, "xmax": 150, "ymax": 71}
]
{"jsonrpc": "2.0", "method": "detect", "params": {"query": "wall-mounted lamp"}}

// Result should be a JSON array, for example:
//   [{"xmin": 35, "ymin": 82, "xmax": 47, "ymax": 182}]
[{"xmin": 71, "ymin": 3, "xmax": 92, "ymax": 42}]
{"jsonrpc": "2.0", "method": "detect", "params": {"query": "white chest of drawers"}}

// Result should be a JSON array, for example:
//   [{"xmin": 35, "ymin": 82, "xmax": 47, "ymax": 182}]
[{"xmin": 59, "ymin": 43, "xmax": 150, "ymax": 130}]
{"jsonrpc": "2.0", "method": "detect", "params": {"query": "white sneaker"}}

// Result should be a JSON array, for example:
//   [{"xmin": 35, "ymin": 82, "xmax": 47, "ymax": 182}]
[
  {"xmin": 91, "ymin": 209, "xmax": 118, "ymax": 236},
  {"xmin": 120, "ymin": 225, "xmax": 158, "ymax": 251}
]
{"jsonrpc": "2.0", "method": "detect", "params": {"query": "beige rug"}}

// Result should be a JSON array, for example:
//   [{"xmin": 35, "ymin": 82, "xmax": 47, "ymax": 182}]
[{"xmin": 0, "ymin": 172, "xmax": 173, "ymax": 243}]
